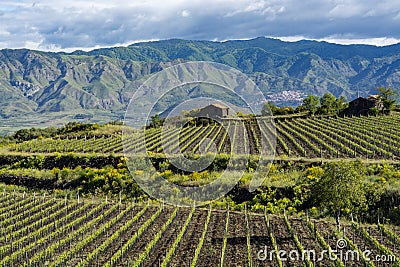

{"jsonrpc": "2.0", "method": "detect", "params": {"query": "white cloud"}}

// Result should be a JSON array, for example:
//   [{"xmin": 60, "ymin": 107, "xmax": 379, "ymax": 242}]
[
  {"xmin": 181, "ymin": 10, "xmax": 190, "ymax": 17},
  {"xmin": 0, "ymin": 0, "xmax": 399, "ymax": 51},
  {"xmin": 276, "ymin": 35, "xmax": 400, "ymax": 47}
]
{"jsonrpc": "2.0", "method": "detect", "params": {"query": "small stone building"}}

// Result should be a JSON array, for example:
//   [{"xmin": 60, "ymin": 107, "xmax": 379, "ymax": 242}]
[
  {"xmin": 198, "ymin": 104, "xmax": 229, "ymax": 118},
  {"xmin": 347, "ymin": 95, "xmax": 384, "ymax": 116}
]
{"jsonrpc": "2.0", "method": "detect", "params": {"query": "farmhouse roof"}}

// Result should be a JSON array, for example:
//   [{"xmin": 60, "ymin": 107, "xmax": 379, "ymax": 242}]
[
  {"xmin": 350, "ymin": 95, "xmax": 381, "ymax": 102},
  {"xmin": 209, "ymin": 103, "xmax": 229, "ymax": 109}
]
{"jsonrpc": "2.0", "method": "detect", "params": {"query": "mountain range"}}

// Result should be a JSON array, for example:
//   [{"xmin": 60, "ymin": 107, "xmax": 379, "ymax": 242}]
[{"xmin": 1, "ymin": 37, "xmax": 400, "ymax": 134}]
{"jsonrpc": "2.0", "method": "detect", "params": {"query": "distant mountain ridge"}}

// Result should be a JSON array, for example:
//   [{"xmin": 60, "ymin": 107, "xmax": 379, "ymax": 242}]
[{"xmin": 1, "ymin": 37, "xmax": 400, "ymax": 132}]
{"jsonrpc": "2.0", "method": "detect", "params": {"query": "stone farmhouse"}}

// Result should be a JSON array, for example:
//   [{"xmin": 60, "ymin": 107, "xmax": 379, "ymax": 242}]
[
  {"xmin": 347, "ymin": 95, "xmax": 384, "ymax": 116},
  {"xmin": 198, "ymin": 104, "xmax": 229, "ymax": 119}
]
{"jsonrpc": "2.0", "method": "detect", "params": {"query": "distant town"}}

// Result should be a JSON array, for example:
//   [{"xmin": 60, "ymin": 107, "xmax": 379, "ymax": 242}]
[{"xmin": 266, "ymin": 90, "xmax": 306, "ymax": 103}]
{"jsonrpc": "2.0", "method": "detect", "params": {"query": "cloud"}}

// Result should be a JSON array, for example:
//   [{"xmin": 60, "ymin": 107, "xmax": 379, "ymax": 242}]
[
  {"xmin": 181, "ymin": 10, "xmax": 191, "ymax": 18},
  {"xmin": 0, "ymin": 0, "xmax": 400, "ymax": 51}
]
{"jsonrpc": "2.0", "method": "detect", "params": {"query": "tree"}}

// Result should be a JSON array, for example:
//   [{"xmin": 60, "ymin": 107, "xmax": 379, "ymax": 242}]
[
  {"xmin": 313, "ymin": 161, "xmax": 368, "ymax": 229},
  {"xmin": 261, "ymin": 101, "xmax": 277, "ymax": 116},
  {"xmin": 262, "ymin": 102, "xmax": 295, "ymax": 116},
  {"xmin": 319, "ymin": 93, "xmax": 337, "ymax": 114},
  {"xmin": 338, "ymin": 96, "xmax": 347, "ymax": 105},
  {"xmin": 295, "ymin": 105, "xmax": 307, "ymax": 113},
  {"xmin": 377, "ymin": 87, "xmax": 399, "ymax": 112},
  {"xmin": 148, "ymin": 114, "xmax": 164, "ymax": 128},
  {"xmin": 302, "ymin": 95, "xmax": 320, "ymax": 115},
  {"xmin": 318, "ymin": 93, "xmax": 347, "ymax": 115},
  {"xmin": 369, "ymin": 107, "xmax": 380, "ymax": 116}
]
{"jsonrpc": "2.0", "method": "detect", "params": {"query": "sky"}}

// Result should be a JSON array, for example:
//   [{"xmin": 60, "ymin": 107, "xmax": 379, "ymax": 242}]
[{"xmin": 1, "ymin": 0, "xmax": 400, "ymax": 52}]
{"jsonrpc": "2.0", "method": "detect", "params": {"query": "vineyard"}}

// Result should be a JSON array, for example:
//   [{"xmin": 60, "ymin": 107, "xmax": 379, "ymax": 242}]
[
  {"xmin": 2, "ymin": 115, "xmax": 400, "ymax": 266},
  {"xmin": 0, "ymin": 191, "xmax": 398, "ymax": 267},
  {"xmin": 8, "ymin": 115, "xmax": 400, "ymax": 160}
]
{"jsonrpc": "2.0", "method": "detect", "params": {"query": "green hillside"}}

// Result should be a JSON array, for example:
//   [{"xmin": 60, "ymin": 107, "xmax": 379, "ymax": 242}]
[{"xmin": 1, "ymin": 37, "xmax": 400, "ymax": 134}]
